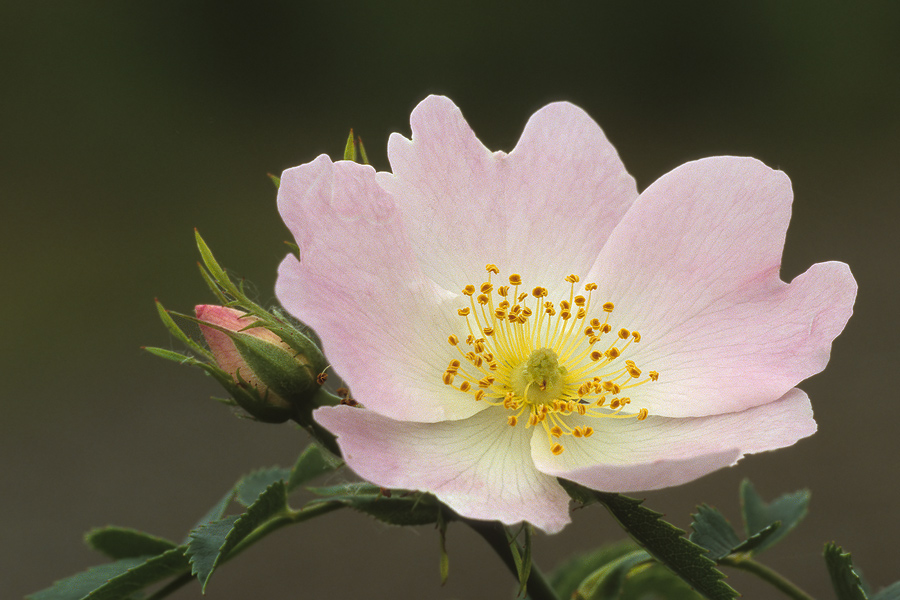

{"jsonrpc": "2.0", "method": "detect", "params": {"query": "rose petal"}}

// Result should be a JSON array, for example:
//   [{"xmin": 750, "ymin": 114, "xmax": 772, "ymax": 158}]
[
  {"xmin": 276, "ymin": 156, "xmax": 483, "ymax": 422},
  {"xmin": 532, "ymin": 387, "xmax": 815, "ymax": 491},
  {"xmin": 380, "ymin": 95, "xmax": 638, "ymax": 292},
  {"xmin": 588, "ymin": 157, "xmax": 857, "ymax": 416},
  {"xmin": 315, "ymin": 404, "xmax": 573, "ymax": 533}
]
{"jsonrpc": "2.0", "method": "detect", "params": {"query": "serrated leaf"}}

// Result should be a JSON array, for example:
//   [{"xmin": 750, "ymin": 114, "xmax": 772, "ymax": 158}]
[
  {"xmin": 825, "ymin": 543, "xmax": 868, "ymax": 600},
  {"xmin": 85, "ymin": 526, "xmax": 177, "ymax": 559},
  {"xmin": 235, "ymin": 467, "xmax": 291, "ymax": 506},
  {"xmin": 343, "ymin": 129, "xmax": 357, "ymax": 161},
  {"xmin": 576, "ymin": 549, "xmax": 651, "ymax": 600},
  {"xmin": 286, "ymin": 443, "xmax": 343, "ymax": 491},
  {"xmin": 187, "ymin": 481, "xmax": 288, "ymax": 592},
  {"xmin": 690, "ymin": 505, "xmax": 742, "ymax": 560},
  {"xmin": 560, "ymin": 480, "xmax": 737, "ymax": 600},
  {"xmin": 872, "ymin": 581, "xmax": 900, "ymax": 600},
  {"xmin": 188, "ymin": 488, "xmax": 234, "ymax": 538},
  {"xmin": 550, "ymin": 541, "xmax": 640, "ymax": 600},
  {"xmin": 740, "ymin": 480, "xmax": 809, "ymax": 554},
  {"xmin": 28, "ymin": 548, "xmax": 189, "ymax": 600},
  {"xmin": 307, "ymin": 482, "xmax": 441, "ymax": 526}
]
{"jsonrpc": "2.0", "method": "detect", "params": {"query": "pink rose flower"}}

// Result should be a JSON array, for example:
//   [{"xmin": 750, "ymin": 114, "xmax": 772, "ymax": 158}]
[
  {"xmin": 195, "ymin": 304, "xmax": 295, "ymax": 411},
  {"xmin": 274, "ymin": 96, "xmax": 856, "ymax": 533}
]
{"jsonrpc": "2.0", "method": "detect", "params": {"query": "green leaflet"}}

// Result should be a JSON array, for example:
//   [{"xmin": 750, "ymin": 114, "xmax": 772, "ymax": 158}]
[
  {"xmin": 560, "ymin": 480, "xmax": 737, "ymax": 600},
  {"xmin": 28, "ymin": 548, "xmax": 189, "ymax": 600},
  {"xmin": 307, "ymin": 482, "xmax": 442, "ymax": 526},
  {"xmin": 740, "ymin": 479, "xmax": 809, "ymax": 554},
  {"xmin": 84, "ymin": 526, "xmax": 177, "ymax": 560}
]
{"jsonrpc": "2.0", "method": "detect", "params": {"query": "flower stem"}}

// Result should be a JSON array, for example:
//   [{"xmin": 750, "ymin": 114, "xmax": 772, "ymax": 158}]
[
  {"xmin": 719, "ymin": 556, "xmax": 815, "ymax": 600},
  {"xmin": 465, "ymin": 519, "xmax": 560, "ymax": 600}
]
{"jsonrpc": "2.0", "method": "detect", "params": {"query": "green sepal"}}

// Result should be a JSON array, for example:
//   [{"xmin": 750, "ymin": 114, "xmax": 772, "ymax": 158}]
[
  {"xmin": 306, "ymin": 482, "xmax": 442, "ymax": 526},
  {"xmin": 286, "ymin": 443, "xmax": 344, "ymax": 491},
  {"xmin": 187, "ymin": 481, "xmax": 289, "ymax": 592},
  {"xmin": 27, "ymin": 547, "xmax": 189, "ymax": 600},
  {"xmin": 504, "ymin": 525, "xmax": 533, "ymax": 597},
  {"xmin": 268, "ymin": 173, "xmax": 280, "ymax": 188},
  {"xmin": 575, "ymin": 548, "xmax": 652, "ymax": 600},
  {"xmin": 560, "ymin": 480, "xmax": 737, "ymax": 600},
  {"xmin": 824, "ymin": 542, "xmax": 868, "ymax": 600},
  {"xmin": 357, "ymin": 136, "xmax": 369, "ymax": 164},
  {"xmin": 152, "ymin": 300, "xmax": 214, "ymax": 360},
  {"xmin": 284, "ymin": 240, "xmax": 300, "ymax": 259},
  {"xmin": 84, "ymin": 526, "xmax": 177, "ymax": 560},
  {"xmin": 343, "ymin": 129, "xmax": 357, "ymax": 161},
  {"xmin": 437, "ymin": 509, "xmax": 450, "ymax": 585},
  {"xmin": 740, "ymin": 479, "xmax": 809, "ymax": 554},
  {"xmin": 235, "ymin": 466, "xmax": 292, "ymax": 506}
]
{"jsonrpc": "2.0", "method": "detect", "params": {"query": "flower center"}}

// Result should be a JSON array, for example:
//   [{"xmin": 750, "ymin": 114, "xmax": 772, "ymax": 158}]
[{"xmin": 442, "ymin": 264, "xmax": 658, "ymax": 456}]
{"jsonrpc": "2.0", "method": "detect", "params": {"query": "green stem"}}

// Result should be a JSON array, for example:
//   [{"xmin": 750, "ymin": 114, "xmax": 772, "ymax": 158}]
[
  {"xmin": 720, "ymin": 556, "xmax": 816, "ymax": 600},
  {"xmin": 465, "ymin": 520, "xmax": 560, "ymax": 600}
]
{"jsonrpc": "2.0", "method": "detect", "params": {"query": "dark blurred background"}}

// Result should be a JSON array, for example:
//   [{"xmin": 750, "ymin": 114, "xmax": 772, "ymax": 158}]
[{"xmin": 2, "ymin": 1, "xmax": 898, "ymax": 598}]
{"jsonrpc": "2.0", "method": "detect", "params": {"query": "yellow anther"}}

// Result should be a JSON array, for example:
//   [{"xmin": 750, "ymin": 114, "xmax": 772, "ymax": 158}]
[
  {"xmin": 448, "ymin": 335, "xmax": 459, "ymax": 346},
  {"xmin": 477, "ymin": 294, "xmax": 489, "ymax": 305},
  {"xmin": 483, "ymin": 327, "xmax": 495, "ymax": 336},
  {"xmin": 498, "ymin": 300, "xmax": 510, "ymax": 310},
  {"xmin": 465, "ymin": 334, "xmax": 475, "ymax": 344},
  {"xmin": 508, "ymin": 415, "xmax": 518, "ymax": 426},
  {"xmin": 649, "ymin": 371, "xmax": 659, "ymax": 381},
  {"xmin": 600, "ymin": 323, "xmax": 612, "ymax": 333},
  {"xmin": 560, "ymin": 300, "xmax": 571, "ymax": 310},
  {"xmin": 521, "ymin": 307, "xmax": 533, "ymax": 317},
  {"xmin": 583, "ymin": 427, "xmax": 594, "ymax": 437},
  {"xmin": 631, "ymin": 331, "xmax": 641, "ymax": 342},
  {"xmin": 596, "ymin": 396, "xmax": 606, "ymax": 407},
  {"xmin": 584, "ymin": 283, "xmax": 598, "ymax": 291},
  {"xmin": 637, "ymin": 408, "xmax": 649, "ymax": 420},
  {"xmin": 565, "ymin": 274, "xmax": 580, "ymax": 283},
  {"xmin": 449, "ymin": 359, "xmax": 461, "ymax": 369},
  {"xmin": 618, "ymin": 328, "xmax": 630, "ymax": 339},
  {"xmin": 459, "ymin": 381, "xmax": 471, "ymax": 392},
  {"xmin": 545, "ymin": 306, "xmax": 556, "ymax": 316},
  {"xmin": 576, "ymin": 308, "xmax": 586, "ymax": 319},
  {"xmin": 627, "ymin": 365, "xmax": 642, "ymax": 378},
  {"xmin": 550, "ymin": 426, "xmax": 563, "ymax": 438},
  {"xmin": 572, "ymin": 427, "xmax": 583, "ymax": 438},
  {"xmin": 603, "ymin": 302, "xmax": 615, "ymax": 312},
  {"xmin": 480, "ymin": 282, "xmax": 493, "ymax": 294},
  {"xmin": 528, "ymin": 413, "xmax": 540, "ymax": 426},
  {"xmin": 576, "ymin": 404, "xmax": 587, "ymax": 415},
  {"xmin": 474, "ymin": 390, "xmax": 485, "ymax": 401},
  {"xmin": 478, "ymin": 376, "xmax": 495, "ymax": 388},
  {"xmin": 485, "ymin": 264, "xmax": 500, "ymax": 274},
  {"xmin": 606, "ymin": 347, "xmax": 621, "ymax": 359},
  {"xmin": 517, "ymin": 292, "xmax": 528, "ymax": 302},
  {"xmin": 494, "ymin": 308, "xmax": 507, "ymax": 319},
  {"xmin": 589, "ymin": 318, "xmax": 602, "ymax": 329},
  {"xmin": 574, "ymin": 295, "xmax": 586, "ymax": 307},
  {"xmin": 590, "ymin": 350, "xmax": 603, "ymax": 361},
  {"xmin": 560, "ymin": 310, "xmax": 571, "ymax": 321},
  {"xmin": 566, "ymin": 400, "xmax": 577, "ymax": 413},
  {"xmin": 610, "ymin": 398, "xmax": 621, "ymax": 409},
  {"xmin": 463, "ymin": 284, "xmax": 476, "ymax": 296},
  {"xmin": 509, "ymin": 274, "xmax": 522, "ymax": 286},
  {"xmin": 532, "ymin": 286, "xmax": 548, "ymax": 298},
  {"xmin": 497, "ymin": 285, "xmax": 509, "ymax": 297},
  {"xmin": 457, "ymin": 307, "xmax": 470, "ymax": 316},
  {"xmin": 489, "ymin": 362, "xmax": 498, "ymax": 371},
  {"xmin": 551, "ymin": 443, "xmax": 564, "ymax": 455},
  {"xmin": 584, "ymin": 326, "xmax": 594, "ymax": 336},
  {"xmin": 442, "ymin": 372, "xmax": 454, "ymax": 385}
]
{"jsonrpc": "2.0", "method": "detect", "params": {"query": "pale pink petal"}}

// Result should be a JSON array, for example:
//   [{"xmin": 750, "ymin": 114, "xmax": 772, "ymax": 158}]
[
  {"xmin": 532, "ymin": 388, "xmax": 815, "ymax": 492},
  {"xmin": 588, "ymin": 157, "xmax": 857, "ymax": 416},
  {"xmin": 315, "ymin": 404, "xmax": 573, "ymax": 533},
  {"xmin": 379, "ymin": 96, "xmax": 638, "ymax": 293},
  {"xmin": 276, "ymin": 156, "xmax": 484, "ymax": 423}
]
